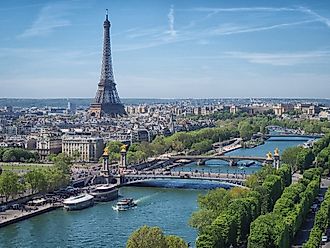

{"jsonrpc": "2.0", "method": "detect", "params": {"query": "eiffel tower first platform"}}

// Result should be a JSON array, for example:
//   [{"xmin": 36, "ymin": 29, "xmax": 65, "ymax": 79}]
[{"xmin": 89, "ymin": 10, "xmax": 126, "ymax": 118}]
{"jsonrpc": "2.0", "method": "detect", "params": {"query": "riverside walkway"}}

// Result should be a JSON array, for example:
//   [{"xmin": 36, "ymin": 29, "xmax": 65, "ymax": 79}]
[{"xmin": 0, "ymin": 203, "xmax": 62, "ymax": 228}]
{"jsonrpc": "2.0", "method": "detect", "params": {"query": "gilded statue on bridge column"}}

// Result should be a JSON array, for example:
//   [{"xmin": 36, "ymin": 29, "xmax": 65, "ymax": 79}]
[
  {"xmin": 266, "ymin": 152, "xmax": 273, "ymax": 160},
  {"xmin": 120, "ymin": 144, "xmax": 128, "ymax": 153},
  {"xmin": 103, "ymin": 147, "xmax": 109, "ymax": 156}
]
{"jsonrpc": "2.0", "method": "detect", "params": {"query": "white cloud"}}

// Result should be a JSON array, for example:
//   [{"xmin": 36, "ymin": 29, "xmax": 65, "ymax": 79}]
[
  {"xmin": 115, "ymin": 5, "xmax": 323, "ymax": 52},
  {"xmin": 190, "ymin": 6, "xmax": 330, "ymax": 30},
  {"xmin": 19, "ymin": 3, "xmax": 71, "ymax": 38},
  {"xmin": 299, "ymin": 7, "xmax": 330, "ymax": 28},
  {"xmin": 207, "ymin": 20, "xmax": 316, "ymax": 36},
  {"xmin": 167, "ymin": 5, "xmax": 176, "ymax": 38},
  {"xmin": 190, "ymin": 7, "xmax": 298, "ymax": 13},
  {"xmin": 225, "ymin": 51, "xmax": 330, "ymax": 66}
]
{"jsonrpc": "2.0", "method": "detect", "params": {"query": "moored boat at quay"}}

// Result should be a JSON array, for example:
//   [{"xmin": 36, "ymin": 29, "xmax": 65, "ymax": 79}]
[
  {"xmin": 90, "ymin": 185, "xmax": 119, "ymax": 202},
  {"xmin": 63, "ymin": 194, "xmax": 94, "ymax": 211}
]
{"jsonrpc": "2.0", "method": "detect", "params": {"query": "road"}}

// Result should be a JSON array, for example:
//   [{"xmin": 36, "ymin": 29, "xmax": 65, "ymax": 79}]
[{"xmin": 292, "ymin": 178, "xmax": 330, "ymax": 248}]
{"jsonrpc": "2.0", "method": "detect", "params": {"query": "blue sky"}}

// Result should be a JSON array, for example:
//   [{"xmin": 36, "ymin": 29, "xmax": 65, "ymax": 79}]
[{"xmin": 0, "ymin": 0, "xmax": 330, "ymax": 98}]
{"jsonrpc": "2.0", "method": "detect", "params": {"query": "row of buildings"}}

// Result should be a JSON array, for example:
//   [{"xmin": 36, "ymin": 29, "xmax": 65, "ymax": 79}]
[{"xmin": 0, "ymin": 99, "xmax": 328, "ymax": 163}]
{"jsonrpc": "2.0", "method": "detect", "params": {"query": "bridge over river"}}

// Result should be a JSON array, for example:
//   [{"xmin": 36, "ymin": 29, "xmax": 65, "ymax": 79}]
[
  {"xmin": 169, "ymin": 155, "xmax": 270, "ymax": 166},
  {"xmin": 264, "ymin": 134, "xmax": 323, "ymax": 140},
  {"xmin": 115, "ymin": 171, "xmax": 248, "ymax": 188}
]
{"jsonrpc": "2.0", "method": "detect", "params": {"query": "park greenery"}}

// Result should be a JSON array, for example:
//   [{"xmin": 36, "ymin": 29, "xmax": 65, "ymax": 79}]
[
  {"xmin": 248, "ymin": 168, "xmax": 321, "ymax": 248},
  {"xmin": 106, "ymin": 127, "xmax": 238, "ymax": 165},
  {"xmin": 126, "ymin": 225, "xmax": 188, "ymax": 248},
  {"xmin": 194, "ymin": 164, "xmax": 292, "ymax": 247},
  {"xmin": 104, "ymin": 116, "xmax": 329, "ymax": 166},
  {"xmin": 0, "ymin": 147, "xmax": 38, "ymax": 163},
  {"xmin": 191, "ymin": 109, "xmax": 330, "ymax": 134},
  {"xmin": 281, "ymin": 133, "xmax": 330, "ymax": 174},
  {"xmin": 0, "ymin": 171, "xmax": 23, "ymax": 202},
  {"xmin": 0, "ymin": 153, "xmax": 72, "ymax": 202},
  {"xmin": 303, "ymin": 186, "xmax": 330, "ymax": 248}
]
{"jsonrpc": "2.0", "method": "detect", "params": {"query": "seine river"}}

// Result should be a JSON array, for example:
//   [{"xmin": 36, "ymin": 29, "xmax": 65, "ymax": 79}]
[{"xmin": 0, "ymin": 137, "xmax": 310, "ymax": 248}]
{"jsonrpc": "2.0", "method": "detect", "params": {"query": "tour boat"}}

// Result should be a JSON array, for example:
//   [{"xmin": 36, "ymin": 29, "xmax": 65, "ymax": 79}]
[
  {"xmin": 90, "ymin": 184, "xmax": 119, "ymax": 202},
  {"xmin": 63, "ymin": 193, "xmax": 94, "ymax": 211},
  {"xmin": 113, "ymin": 198, "xmax": 137, "ymax": 211}
]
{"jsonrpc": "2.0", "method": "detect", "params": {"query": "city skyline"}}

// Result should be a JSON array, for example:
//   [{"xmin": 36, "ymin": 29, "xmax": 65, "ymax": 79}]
[{"xmin": 1, "ymin": 0, "xmax": 330, "ymax": 98}]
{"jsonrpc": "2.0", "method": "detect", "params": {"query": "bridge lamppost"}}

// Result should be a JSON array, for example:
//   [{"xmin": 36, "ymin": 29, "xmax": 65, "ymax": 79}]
[
  {"xmin": 101, "ymin": 147, "xmax": 110, "ymax": 178},
  {"xmin": 274, "ymin": 148, "xmax": 280, "ymax": 169},
  {"xmin": 119, "ymin": 145, "xmax": 128, "ymax": 171}
]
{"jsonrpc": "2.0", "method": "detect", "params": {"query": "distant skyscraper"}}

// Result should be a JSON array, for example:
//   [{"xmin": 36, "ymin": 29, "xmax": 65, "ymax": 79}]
[{"xmin": 89, "ymin": 9, "xmax": 126, "ymax": 118}]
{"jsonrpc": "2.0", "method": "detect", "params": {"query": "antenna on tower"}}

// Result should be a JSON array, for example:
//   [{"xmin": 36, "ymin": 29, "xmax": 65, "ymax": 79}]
[{"xmin": 105, "ymin": 9, "xmax": 108, "ymax": 19}]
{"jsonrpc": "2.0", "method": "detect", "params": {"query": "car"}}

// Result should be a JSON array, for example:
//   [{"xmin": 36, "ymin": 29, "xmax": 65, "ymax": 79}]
[
  {"xmin": 322, "ymin": 235, "xmax": 328, "ymax": 244},
  {"xmin": 0, "ymin": 205, "xmax": 8, "ymax": 212},
  {"xmin": 11, "ymin": 203, "xmax": 20, "ymax": 210},
  {"xmin": 311, "ymin": 204, "xmax": 318, "ymax": 213}
]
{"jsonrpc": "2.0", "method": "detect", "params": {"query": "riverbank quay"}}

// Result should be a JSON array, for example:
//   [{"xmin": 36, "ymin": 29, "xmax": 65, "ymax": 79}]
[
  {"xmin": 0, "ymin": 203, "xmax": 62, "ymax": 228},
  {"xmin": 218, "ymin": 143, "xmax": 242, "ymax": 155}
]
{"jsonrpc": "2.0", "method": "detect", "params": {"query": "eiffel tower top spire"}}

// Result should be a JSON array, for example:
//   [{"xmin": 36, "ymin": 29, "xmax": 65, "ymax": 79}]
[
  {"xmin": 89, "ymin": 10, "xmax": 126, "ymax": 118},
  {"xmin": 99, "ymin": 8, "xmax": 114, "ymax": 85}
]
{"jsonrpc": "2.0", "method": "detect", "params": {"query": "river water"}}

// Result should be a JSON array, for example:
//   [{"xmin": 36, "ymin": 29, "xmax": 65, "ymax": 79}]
[{"xmin": 0, "ymin": 137, "xmax": 310, "ymax": 248}]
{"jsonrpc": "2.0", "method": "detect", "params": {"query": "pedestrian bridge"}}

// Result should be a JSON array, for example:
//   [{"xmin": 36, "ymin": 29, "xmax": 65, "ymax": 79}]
[{"xmin": 116, "ymin": 171, "xmax": 248, "ymax": 188}]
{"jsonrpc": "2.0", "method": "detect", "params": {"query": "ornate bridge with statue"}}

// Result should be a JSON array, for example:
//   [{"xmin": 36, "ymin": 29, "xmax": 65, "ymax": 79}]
[{"xmin": 93, "ymin": 146, "xmax": 281, "ymax": 189}]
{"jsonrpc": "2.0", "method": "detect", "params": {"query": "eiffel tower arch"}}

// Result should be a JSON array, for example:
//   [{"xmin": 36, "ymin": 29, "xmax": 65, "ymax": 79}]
[{"xmin": 89, "ymin": 10, "xmax": 126, "ymax": 118}]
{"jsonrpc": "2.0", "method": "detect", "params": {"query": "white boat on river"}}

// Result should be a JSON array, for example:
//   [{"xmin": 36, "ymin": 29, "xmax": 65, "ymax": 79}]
[
  {"xmin": 90, "ymin": 184, "xmax": 119, "ymax": 202},
  {"xmin": 113, "ymin": 198, "xmax": 137, "ymax": 211},
  {"xmin": 63, "ymin": 194, "xmax": 94, "ymax": 211}
]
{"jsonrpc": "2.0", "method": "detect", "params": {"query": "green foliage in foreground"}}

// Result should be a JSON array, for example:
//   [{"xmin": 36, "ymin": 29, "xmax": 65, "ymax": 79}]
[
  {"xmin": 248, "ymin": 168, "xmax": 321, "ymax": 248},
  {"xmin": 195, "ymin": 164, "xmax": 292, "ymax": 248},
  {"xmin": 189, "ymin": 187, "xmax": 249, "ymax": 233},
  {"xmin": 126, "ymin": 225, "xmax": 188, "ymax": 248}
]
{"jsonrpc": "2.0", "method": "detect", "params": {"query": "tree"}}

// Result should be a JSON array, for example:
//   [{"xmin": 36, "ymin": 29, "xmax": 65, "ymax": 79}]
[
  {"xmin": 107, "ymin": 141, "xmax": 123, "ymax": 154},
  {"xmin": 238, "ymin": 121, "xmax": 254, "ymax": 140},
  {"xmin": 126, "ymin": 226, "xmax": 168, "ymax": 248},
  {"xmin": 281, "ymin": 146, "xmax": 303, "ymax": 171},
  {"xmin": 106, "ymin": 141, "xmax": 124, "ymax": 162},
  {"xmin": 296, "ymin": 149, "xmax": 315, "ymax": 172},
  {"xmin": 44, "ymin": 168, "xmax": 69, "ymax": 192},
  {"xmin": 191, "ymin": 140, "xmax": 213, "ymax": 154},
  {"xmin": 189, "ymin": 187, "xmax": 249, "ymax": 232},
  {"xmin": 165, "ymin": 235, "xmax": 188, "ymax": 248},
  {"xmin": 0, "ymin": 171, "xmax": 21, "ymax": 201},
  {"xmin": 189, "ymin": 208, "xmax": 218, "ymax": 233},
  {"xmin": 1, "ymin": 148, "xmax": 38, "ymax": 162},
  {"xmin": 25, "ymin": 169, "xmax": 47, "ymax": 193},
  {"xmin": 2, "ymin": 149, "xmax": 17, "ymax": 162},
  {"xmin": 72, "ymin": 150, "xmax": 81, "ymax": 161},
  {"xmin": 52, "ymin": 153, "xmax": 72, "ymax": 174}
]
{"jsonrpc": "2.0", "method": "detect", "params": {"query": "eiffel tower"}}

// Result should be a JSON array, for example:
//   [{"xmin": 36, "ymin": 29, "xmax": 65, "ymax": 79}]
[{"xmin": 89, "ymin": 10, "xmax": 126, "ymax": 118}]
